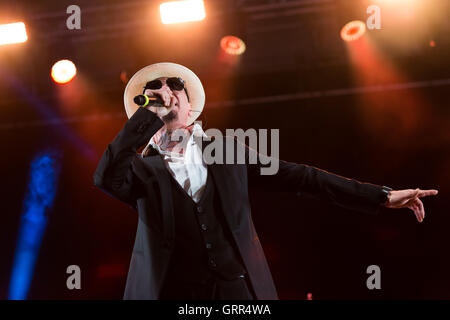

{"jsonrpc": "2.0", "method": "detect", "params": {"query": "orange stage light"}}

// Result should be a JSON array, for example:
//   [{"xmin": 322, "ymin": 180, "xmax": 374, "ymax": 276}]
[
  {"xmin": 220, "ymin": 35, "xmax": 246, "ymax": 55},
  {"xmin": 340, "ymin": 20, "xmax": 366, "ymax": 42},
  {"xmin": 51, "ymin": 59, "xmax": 77, "ymax": 85}
]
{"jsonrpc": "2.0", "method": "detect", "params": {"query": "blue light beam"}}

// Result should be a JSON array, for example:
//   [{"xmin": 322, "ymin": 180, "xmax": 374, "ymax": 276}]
[{"xmin": 8, "ymin": 151, "xmax": 61, "ymax": 300}]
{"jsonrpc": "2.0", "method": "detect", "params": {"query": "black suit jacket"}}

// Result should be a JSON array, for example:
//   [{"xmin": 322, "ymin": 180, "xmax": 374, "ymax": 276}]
[{"xmin": 93, "ymin": 107, "xmax": 387, "ymax": 300}]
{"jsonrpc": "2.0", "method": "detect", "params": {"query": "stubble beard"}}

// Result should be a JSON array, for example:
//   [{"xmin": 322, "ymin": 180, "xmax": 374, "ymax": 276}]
[{"xmin": 162, "ymin": 109, "xmax": 178, "ymax": 123}]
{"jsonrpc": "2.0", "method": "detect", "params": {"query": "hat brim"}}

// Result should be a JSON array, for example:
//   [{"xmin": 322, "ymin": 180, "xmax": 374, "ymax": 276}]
[{"xmin": 124, "ymin": 62, "xmax": 205, "ymax": 126}]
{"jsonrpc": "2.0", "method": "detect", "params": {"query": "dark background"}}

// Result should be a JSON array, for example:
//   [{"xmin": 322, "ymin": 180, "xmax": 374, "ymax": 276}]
[{"xmin": 0, "ymin": 0, "xmax": 449, "ymax": 299}]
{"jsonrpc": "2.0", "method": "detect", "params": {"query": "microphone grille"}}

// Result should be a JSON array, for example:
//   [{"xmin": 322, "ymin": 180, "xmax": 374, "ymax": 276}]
[{"xmin": 133, "ymin": 95, "xmax": 146, "ymax": 106}]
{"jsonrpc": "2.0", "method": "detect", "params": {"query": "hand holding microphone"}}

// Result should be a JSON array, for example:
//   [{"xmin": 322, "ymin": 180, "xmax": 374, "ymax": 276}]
[{"xmin": 134, "ymin": 86, "xmax": 176, "ymax": 119}]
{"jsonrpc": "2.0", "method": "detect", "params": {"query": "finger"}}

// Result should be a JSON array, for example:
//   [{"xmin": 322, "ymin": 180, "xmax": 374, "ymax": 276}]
[
  {"xmin": 410, "ymin": 201, "xmax": 423, "ymax": 223},
  {"xmin": 406, "ymin": 199, "xmax": 419, "ymax": 221},
  {"xmin": 417, "ymin": 198, "xmax": 425, "ymax": 222},
  {"xmin": 412, "ymin": 198, "xmax": 424, "ymax": 223},
  {"xmin": 162, "ymin": 92, "xmax": 171, "ymax": 106},
  {"xmin": 163, "ymin": 87, "xmax": 174, "ymax": 105},
  {"xmin": 417, "ymin": 189, "xmax": 439, "ymax": 198}
]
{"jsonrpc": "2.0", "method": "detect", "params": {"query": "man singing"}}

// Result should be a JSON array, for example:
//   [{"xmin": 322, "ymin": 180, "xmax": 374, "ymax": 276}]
[{"xmin": 93, "ymin": 62, "xmax": 438, "ymax": 300}]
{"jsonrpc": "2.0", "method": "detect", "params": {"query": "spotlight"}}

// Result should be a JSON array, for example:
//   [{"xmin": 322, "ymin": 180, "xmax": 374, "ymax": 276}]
[
  {"xmin": 160, "ymin": 0, "xmax": 206, "ymax": 25},
  {"xmin": 51, "ymin": 59, "xmax": 77, "ymax": 85},
  {"xmin": 340, "ymin": 20, "xmax": 366, "ymax": 42},
  {"xmin": 0, "ymin": 22, "xmax": 28, "ymax": 46},
  {"xmin": 372, "ymin": 0, "xmax": 420, "ymax": 6},
  {"xmin": 220, "ymin": 35, "xmax": 246, "ymax": 55},
  {"xmin": 8, "ymin": 152, "xmax": 60, "ymax": 300}
]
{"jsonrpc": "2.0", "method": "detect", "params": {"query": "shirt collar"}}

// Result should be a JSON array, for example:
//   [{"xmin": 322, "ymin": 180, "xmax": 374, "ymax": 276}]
[{"xmin": 142, "ymin": 122, "xmax": 207, "ymax": 157}]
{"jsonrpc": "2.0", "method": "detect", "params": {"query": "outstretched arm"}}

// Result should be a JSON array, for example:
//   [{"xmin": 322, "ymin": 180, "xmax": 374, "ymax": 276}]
[
  {"xmin": 242, "ymin": 139, "xmax": 439, "ymax": 218},
  {"xmin": 247, "ymin": 156, "xmax": 390, "ymax": 215}
]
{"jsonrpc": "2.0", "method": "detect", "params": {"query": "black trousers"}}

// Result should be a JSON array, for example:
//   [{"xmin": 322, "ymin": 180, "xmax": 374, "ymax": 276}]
[{"xmin": 159, "ymin": 273, "xmax": 255, "ymax": 300}]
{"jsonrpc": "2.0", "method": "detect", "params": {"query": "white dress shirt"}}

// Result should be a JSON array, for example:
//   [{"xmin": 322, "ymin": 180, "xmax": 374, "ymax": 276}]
[{"xmin": 143, "ymin": 123, "xmax": 208, "ymax": 203}]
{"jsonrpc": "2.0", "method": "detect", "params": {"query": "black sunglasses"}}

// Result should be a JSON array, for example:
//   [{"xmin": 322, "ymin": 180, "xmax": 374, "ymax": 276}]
[{"xmin": 143, "ymin": 77, "xmax": 190, "ymax": 101}]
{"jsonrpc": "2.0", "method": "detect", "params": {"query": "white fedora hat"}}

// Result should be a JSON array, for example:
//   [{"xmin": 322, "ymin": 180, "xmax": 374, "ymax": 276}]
[{"xmin": 124, "ymin": 62, "xmax": 205, "ymax": 125}]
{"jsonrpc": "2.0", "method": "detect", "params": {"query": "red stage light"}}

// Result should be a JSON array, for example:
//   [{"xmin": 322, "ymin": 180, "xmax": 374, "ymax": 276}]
[
  {"xmin": 51, "ymin": 59, "xmax": 77, "ymax": 84},
  {"xmin": 220, "ymin": 35, "xmax": 246, "ymax": 55},
  {"xmin": 340, "ymin": 20, "xmax": 366, "ymax": 42}
]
